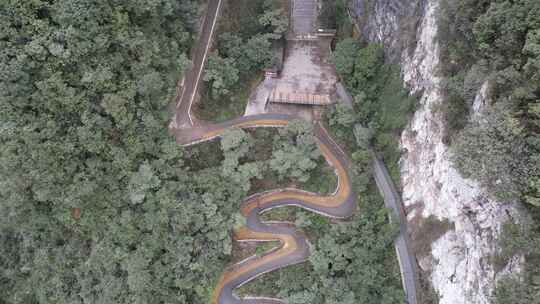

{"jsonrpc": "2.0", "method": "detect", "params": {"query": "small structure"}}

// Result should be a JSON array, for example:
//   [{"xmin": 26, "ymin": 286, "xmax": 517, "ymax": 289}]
[
  {"xmin": 268, "ymin": 90, "xmax": 334, "ymax": 105},
  {"xmin": 264, "ymin": 68, "xmax": 280, "ymax": 78},
  {"xmin": 316, "ymin": 28, "xmax": 337, "ymax": 37}
]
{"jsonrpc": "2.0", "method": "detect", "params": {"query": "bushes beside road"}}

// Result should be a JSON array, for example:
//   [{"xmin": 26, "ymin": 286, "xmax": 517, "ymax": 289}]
[{"xmin": 196, "ymin": 0, "xmax": 288, "ymax": 121}]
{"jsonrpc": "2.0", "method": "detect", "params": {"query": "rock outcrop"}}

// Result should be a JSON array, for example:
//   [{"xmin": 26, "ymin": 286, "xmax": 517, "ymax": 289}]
[{"xmin": 349, "ymin": 0, "xmax": 520, "ymax": 303}]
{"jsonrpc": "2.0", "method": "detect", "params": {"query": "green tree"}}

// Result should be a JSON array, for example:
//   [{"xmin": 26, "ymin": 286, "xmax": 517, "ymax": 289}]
[
  {"xmin": 453, "ymin": 102, "xmax": 530, "ymax": 200},
  {"xmin": 352, "ymin": 43, "xmax": 384, "ymax": 90},
  {"xmin": 259, "ymin": 8, "xmax": 288, "ymax": 39},
  {"xmin": 243, "ymin": 35, "xmax": 273, "ymax": 71},
  {"xmin": 332, "ymin": 38, "xmax": 360, "ymax": 78},
  {"xmin": 270, "ymin": 120, "xmax": 321, "ymax": 182},
  {"xmin": 204, "ymin": 54, "xmax": 240, "ymax": 97},
  {"xmin": 0, "ymin": 1, "xmax": 245, "ymax": 303}
]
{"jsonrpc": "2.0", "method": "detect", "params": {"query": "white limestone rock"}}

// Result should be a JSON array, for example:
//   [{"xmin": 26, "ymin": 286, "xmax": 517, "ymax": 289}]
[{"xmin": 351, "ymin": 0, "xmax": 522, "ymax": 303}]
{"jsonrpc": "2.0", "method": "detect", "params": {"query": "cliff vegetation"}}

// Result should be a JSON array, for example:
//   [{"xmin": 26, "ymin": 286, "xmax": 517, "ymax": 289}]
[{"xmin": 437, "ymin": 0, "xmax": 540, "ymax": 302}]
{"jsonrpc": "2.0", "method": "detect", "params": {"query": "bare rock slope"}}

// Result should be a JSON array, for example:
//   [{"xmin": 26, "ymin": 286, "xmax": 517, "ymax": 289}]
[{"xmin": 350, "ymin": 0, "xmax": 520, "ymax": 303}]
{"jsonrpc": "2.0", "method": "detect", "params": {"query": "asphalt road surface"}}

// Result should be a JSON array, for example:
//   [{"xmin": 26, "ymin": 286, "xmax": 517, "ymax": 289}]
[
  {"xmin": 169, "ymin": 0, "xmax": 419, "ymax": 303},
  {"xmin": 174, "ymin": 116, "xmax": 357, "ymax": 304},
  {"xmin": 173, "ymin": 0, "xmax": 223, "ymax": 128},
  {"xmin": 372, "ymin": 155, "xmax": 419, "ymax": 304}
]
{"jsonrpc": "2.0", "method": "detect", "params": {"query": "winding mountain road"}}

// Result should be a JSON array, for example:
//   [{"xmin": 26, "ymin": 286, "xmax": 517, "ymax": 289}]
[
  {"xmin": 170, "ymin": 0, "xmax": 418, "ymax": 303},
  {"xmin": 170, "ymin": 0, "xmax": 358, "ymax": 300},
  {"xmin": 173, "ymin": 115, "xmax": 356, "ymax": 304}
]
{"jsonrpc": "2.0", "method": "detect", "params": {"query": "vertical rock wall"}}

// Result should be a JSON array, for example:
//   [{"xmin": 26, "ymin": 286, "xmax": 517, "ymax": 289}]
[{"xmin": 349, "ymin": 0, "xmax": 520, "ymax": 303}]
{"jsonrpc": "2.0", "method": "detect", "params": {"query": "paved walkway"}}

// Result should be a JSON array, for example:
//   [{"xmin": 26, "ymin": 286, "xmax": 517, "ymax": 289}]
[
  {"xmin": 172, "ymin": 111, "xmax": 357, "ymax": 304},
  {"xmin": 273, "ymin": 39, "xmax": 337, "ymax": 102},
  {"xmin": 292, "ymin": 0, "xmax": 316, "ymax": 35},
  {"xmin": 244, "ymin": 77, "xmax": 274, "ymax": 116}
]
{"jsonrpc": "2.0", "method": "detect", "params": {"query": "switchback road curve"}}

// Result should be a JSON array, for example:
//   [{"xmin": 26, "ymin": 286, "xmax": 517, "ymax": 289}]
[
  {"xmin": 172, "ymin": 115, "xmax": 357, "ymax": 304},
  {"xmin": 170, "ymin": 0, "xmax": 417, "ymax": 302}
]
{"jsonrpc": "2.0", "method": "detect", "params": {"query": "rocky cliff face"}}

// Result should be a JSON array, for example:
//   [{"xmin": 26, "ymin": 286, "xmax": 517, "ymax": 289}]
[{"xmin": 349, "ymin": 0, "xmax": 520, "ymax": 303}]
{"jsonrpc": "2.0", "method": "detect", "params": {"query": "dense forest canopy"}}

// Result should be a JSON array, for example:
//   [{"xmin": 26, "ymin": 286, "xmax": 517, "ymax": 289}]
[
  {"xmin": 0, "ymin": 0, "xmax": 226, "ymax": 302},
  {"xmin": 197, "ymin": 0, "xmax": 288, "ymax": 121},
  {"xmin": 0, "ymin": 0, "xmax": 405, "ymax": 303},
  {"xmin": 438, "ymin": 0, "xmax": 540, "ymax": 205},
  {"xmin": 437, "ymin": 0, "xmax": 540, "ymax": 302}
]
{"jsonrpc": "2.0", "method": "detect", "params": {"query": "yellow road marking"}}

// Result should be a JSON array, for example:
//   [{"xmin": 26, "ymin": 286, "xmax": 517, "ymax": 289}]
[{"xmin": 195, "ymin": 118, "xmax": 354, "ymax": 304}]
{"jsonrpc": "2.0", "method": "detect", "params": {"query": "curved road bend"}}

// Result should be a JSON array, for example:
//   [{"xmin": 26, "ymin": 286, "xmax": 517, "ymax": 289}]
[{"xmin": 173, "ymin": 115, "xmax": 357, "ymax": 304}]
